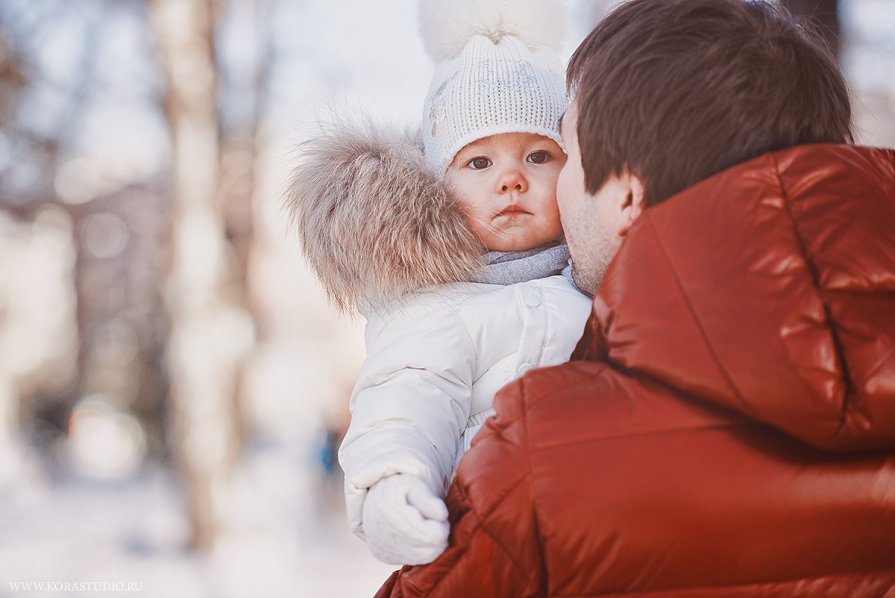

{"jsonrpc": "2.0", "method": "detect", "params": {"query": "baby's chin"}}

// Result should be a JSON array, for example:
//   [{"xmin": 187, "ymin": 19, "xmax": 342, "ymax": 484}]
[{"xmin": 482, "ymin": 231, "xmax": 562, "ymax": 253}]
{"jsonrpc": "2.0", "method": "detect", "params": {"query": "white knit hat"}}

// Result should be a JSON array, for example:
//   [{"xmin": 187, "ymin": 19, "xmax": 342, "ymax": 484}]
[{"xmin": 419, "ymin": 0, "xmax": 568, "ymax": 174}]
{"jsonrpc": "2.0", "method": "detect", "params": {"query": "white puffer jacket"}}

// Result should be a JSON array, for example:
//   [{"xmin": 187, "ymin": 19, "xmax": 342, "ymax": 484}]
[
  {"xmin": 344, "ymin": 276, "xmax": 588, "ymax": 536},
  {"xmin": 286, "ymin": 121, "xmax": 590, "ymax": 538}
]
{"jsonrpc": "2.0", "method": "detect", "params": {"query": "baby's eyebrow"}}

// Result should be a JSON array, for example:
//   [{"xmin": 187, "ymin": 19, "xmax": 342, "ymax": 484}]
[{"xmin": 457, "ymin": 145, "xmax": 485, "ymax": 159}]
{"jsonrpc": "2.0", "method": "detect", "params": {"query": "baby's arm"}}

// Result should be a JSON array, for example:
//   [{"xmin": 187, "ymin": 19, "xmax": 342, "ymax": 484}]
[{"xmin": 339, "ymin": 294, "xmax": 476, "ymax": 563}]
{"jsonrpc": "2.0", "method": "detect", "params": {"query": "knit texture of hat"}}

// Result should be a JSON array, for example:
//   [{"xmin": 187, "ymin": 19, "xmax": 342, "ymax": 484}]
[{"xmin": 419, "ymin": 0, "xmax": 568, "ymax": 174}]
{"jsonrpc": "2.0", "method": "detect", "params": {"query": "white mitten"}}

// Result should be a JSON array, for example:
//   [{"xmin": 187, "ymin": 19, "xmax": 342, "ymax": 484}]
[{"xmin": 362, "ymin": 474, "xmax": 450, "ymax": 565}]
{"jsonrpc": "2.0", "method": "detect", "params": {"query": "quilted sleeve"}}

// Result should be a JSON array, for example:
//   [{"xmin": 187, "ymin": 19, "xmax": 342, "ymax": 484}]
[{"xmin": 339, "ymin": 293, "xmax": 477, "ymax": 538}]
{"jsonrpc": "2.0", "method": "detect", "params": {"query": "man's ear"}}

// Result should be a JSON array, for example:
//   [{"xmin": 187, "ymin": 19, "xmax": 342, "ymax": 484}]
[{"xmin": 616, "ymin": 172, "xmax": 646, "ymax": 237}]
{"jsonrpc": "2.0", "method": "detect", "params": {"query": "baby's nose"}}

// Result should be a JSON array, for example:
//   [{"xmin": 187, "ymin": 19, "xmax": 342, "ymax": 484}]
[{"xmin": 498, "ymin": 169, "xmax": 528, "ymax": 193}]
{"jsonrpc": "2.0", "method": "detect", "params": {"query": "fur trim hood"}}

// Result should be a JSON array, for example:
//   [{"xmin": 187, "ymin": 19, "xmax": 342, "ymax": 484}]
[{"xmin": 285, "ymin": 120, "xmax": 484, "ymax": 313}]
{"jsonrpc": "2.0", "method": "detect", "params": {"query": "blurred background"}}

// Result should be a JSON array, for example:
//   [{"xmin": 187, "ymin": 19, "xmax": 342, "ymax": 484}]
[{"xmin": 0, "ymin": 0, "xmax": 892, "ymax": 596}]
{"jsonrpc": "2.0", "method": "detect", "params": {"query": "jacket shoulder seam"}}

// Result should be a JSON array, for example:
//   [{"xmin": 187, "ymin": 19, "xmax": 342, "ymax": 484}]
[
  {"xmin": 642, "ymin": 213, "xmax": 746, "ymax": 407},
  {"xmin": 770, "ymin": 151, "xmax": 854, "ymax": 434},
  {"xmin": 444, "ymin": 295, "xmax": 485, "ymax": 369}
]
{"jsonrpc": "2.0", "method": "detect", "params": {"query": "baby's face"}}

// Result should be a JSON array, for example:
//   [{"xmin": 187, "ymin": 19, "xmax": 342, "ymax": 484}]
[{"xmin": 444, "ymin": 132, "xmax": 566, "ymax": 252}]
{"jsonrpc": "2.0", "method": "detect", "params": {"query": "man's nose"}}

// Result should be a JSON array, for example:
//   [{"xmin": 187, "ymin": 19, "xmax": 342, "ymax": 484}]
[{"xmin": 497, "ymin": 168, "xmax": 528, "ymax": 194}]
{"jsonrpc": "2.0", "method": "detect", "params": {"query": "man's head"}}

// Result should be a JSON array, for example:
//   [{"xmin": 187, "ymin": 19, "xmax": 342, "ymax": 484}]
[{"xmin": 558, "ymin": 0, "xmax": 853, "ymax": 294}]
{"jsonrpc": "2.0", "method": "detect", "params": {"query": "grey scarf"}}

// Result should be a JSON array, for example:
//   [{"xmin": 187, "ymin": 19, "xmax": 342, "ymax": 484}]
[{"xmin": 468, "ymin": 243, "xmax": 578, "ymax": 289}]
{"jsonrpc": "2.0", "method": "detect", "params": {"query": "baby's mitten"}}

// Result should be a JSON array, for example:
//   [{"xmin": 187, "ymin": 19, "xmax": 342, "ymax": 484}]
[{"xmin": 362, "ymin": 474, "xmax": 450, "ymax": 565}]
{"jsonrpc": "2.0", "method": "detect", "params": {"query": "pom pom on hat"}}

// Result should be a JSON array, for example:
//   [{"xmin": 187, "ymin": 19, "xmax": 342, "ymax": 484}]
[{"xmin": 419, "ymin": 0, "xmax": 566, "ymax": 62}]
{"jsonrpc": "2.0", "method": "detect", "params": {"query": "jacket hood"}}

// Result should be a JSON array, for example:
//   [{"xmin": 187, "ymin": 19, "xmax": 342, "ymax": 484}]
[
  {"xmin": 575, "ymin": 144, "xmax": 895, "ymax": 452},
  {"xmin": 285, "ymin": 120, "xmax": 483, "ymax": 312}
]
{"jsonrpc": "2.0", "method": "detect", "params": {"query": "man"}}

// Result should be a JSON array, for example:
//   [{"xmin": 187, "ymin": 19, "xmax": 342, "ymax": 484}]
[{"xmin": 377, "ymin": 0, "xmax": 895, "ymax": 595}]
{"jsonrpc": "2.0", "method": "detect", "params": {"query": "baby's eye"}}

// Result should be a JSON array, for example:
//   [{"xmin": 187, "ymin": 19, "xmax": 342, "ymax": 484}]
[
  {"xmin": 467, "ymin": 157, "xmax": 492, "ymax": 170},
  {"xmin": 527, "ymin": 151, "xmax": 550, "ymax": 164}
]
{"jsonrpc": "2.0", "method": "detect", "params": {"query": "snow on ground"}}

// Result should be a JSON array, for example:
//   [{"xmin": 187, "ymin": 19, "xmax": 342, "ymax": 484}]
[{"xmin": 0, "ymin": 434, "xmax": 394, "ymax": 598}]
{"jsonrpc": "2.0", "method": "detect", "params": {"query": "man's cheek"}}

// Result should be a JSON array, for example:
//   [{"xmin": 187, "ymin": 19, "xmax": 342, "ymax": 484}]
[{"xmin": 555, "ymin": 175, "xmax": 570, "ymax": 214}]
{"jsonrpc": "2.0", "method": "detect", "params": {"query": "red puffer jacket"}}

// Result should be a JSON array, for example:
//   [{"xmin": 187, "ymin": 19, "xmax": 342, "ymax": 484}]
[{"xmin": 376, "ymin": 144, "xmax": 895, "ymax": 597}]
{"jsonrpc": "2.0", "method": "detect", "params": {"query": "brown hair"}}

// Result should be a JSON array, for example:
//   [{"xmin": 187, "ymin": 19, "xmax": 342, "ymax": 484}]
[{"xmin": 567, "ymin": 0, "xmax": 853, "ymax": 205}]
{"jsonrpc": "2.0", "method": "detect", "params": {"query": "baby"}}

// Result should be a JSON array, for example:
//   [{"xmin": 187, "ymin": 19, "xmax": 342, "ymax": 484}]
[{"xmin": 287, "ymin": 0, "xmax": 590, "ymax": 566}]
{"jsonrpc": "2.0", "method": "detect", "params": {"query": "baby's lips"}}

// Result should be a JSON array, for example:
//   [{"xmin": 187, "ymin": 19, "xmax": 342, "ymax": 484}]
[{"xmin": 494, "ymin": 206, "xmax": 530, "ymax": 218}]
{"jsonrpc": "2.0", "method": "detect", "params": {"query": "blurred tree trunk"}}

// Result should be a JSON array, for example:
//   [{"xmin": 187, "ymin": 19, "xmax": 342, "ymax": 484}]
[
  {"xmin": 150, "ymin": 0, "xmax": 252, "ymax": 550},
  {"xmin": 0, "ymin": 18, "xmax": 27, "ymax": 470},
  {"xmin": 216, "ymin": 0, "xmax": 273, "ymax": 450},
  {"xmin": 781, "ymin": 0, "xmax": 840, "ymax": 57}
]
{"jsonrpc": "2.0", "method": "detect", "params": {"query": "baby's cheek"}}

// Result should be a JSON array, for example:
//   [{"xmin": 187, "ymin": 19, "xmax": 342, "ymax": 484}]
[
  {"xmin": 546, "ymin": 210, "xmax": 565, "ymax": 241},
  {"xmin": 464, "ymin": 215, "xmax": 497, "ymax": 247}
]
